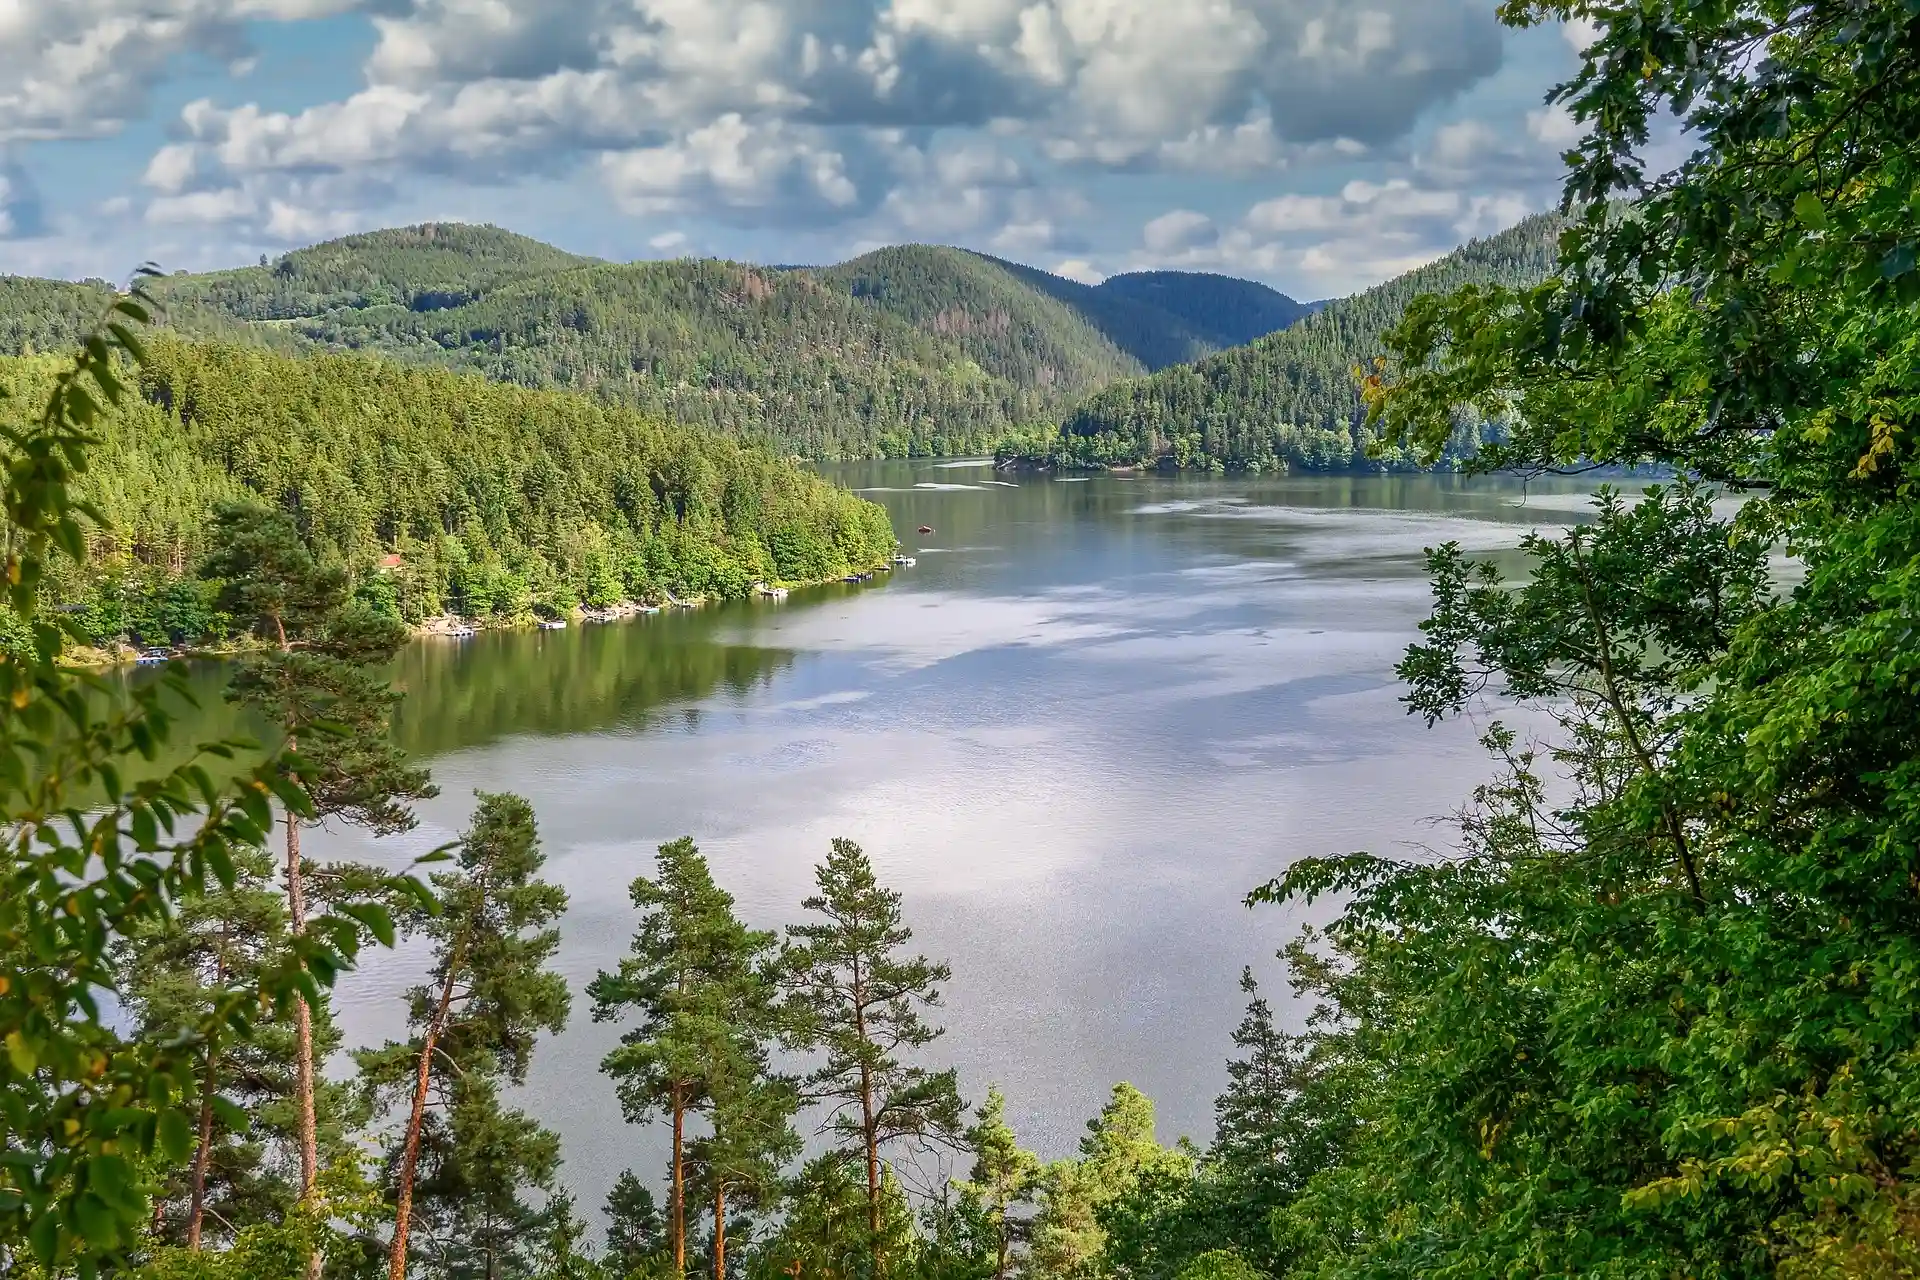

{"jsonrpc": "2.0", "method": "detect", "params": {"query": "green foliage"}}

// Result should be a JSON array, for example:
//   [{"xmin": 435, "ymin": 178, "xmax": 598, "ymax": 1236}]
[
  {"xmin": 1214, "ymin": 2, "xmax": 1920, "ymax": 1275},
  {"xmin": 750, "ymin": 1154, "xmax": 919, "ymax": 1280},
  {"xmin": 0, "ymin": 336, "xmax": 895, "ymax": 627},
  {"xmin": 590, "ymin": 836, "xmax": 788, "ymax": 1274},
  {"xmin": 358, "ymin": 791, "xmax": 572, "ymax": 1280},
  {"xmin": 782, "ymin": 838, "xmax": 967, "ymax": 1270},
  {"xmin": 1093, "ymin": 273, "xmax": 1316, "ymax": 353},
  {"xmin": 1028, "ymin": 1086, "xmax": 1190, "ymax": 1280},
  {"xmin": 116, "ymin": 848, "xmax": 363, "ymax": 1247},
  {"xmin": 956, "ymin": 1087, "xmax": 1041, "ymax": 1280},
  {"xmin": 153, "ymin": 223, "xmax": 597, "ymax": 322},
  {"xmin": 1040, "ymin": 216, "xmax": 1563, "ymax": 472},
  {"xmin": 7, "ymin": 230, "xmax": 1312, "ymax": 462},
  {"xmin": 0, "ymin": 282, "xmax": 424, "ymax": 1275}
]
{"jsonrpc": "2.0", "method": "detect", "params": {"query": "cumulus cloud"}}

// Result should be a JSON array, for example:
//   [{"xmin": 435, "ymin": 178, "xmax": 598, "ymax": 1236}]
[
  {"xmin": 0, "ymin": 0, "xmax": 360, "ymax": 143},
  {"xmin": 1142, "ymin": 209, "xmax": 1218, "ymax": 255},
  {"xmin": 1133, "ymin": 114, "xmax": 1561, "ymax": 298},
  {"xmin": 117, "ymin": 0, "xmax": 1513, "ymax": 241},
  {"xmin": 600, "ymin": 115, "xmax": 865, "ymax": 223}
]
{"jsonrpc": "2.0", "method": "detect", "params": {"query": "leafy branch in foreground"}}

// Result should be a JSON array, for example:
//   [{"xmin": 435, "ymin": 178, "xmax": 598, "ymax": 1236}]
[{"xmin": 1, "ymin": 279, "xmax": 432, "ymax": 1276}]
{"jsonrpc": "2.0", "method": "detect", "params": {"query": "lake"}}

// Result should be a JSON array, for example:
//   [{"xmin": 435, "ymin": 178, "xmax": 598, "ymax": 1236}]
[{"xmin": 160, "ymin": 462, "xmax": 1602, "ymax": 1211}]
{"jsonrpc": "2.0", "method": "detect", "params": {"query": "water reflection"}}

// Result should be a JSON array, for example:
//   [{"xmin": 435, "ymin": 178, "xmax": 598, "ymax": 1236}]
[{"xmin": 147, "ymin": 464, "xmax": 1600, "ymax": 1219}]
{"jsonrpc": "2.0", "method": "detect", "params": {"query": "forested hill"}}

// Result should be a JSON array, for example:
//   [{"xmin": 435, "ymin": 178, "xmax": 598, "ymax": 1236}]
[
  {"xmin": 0, "ymin": 337, "xmax": 894, "ymax": 638},
  {"xmin": 1042, "ymin": 214, "xmax": 1566, "ymax": 472},
  {"xmin": 158, "ymin": 222, "xmax": 600, "ymax": 319},
  {"xmin": 1093, "ymin": 270, "xmax": 1321, "ymax": 350},
  {"xmin": 0, "ymin": 223, "xmax": 1315, "ymax": 459}
]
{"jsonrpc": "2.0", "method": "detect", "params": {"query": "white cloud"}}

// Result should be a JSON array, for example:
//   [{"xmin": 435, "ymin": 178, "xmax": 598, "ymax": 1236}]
[
  {"xmin": 0, "ymin": 1, "xmax": 361, "ymax": 144},
  {"xmin": 145, "ymin": 185, "xmax": 259, "ymax": 225},
  {"xmin": 118, "ymin": 0, "xmax": 1512, "ymax": 242},
  {"xmin": 1563, "ymin": 16, "xmax": 1602, "ymax": 54},
  {"xmin": 600, "ymin": 114, "xmax": 862, "ymax": 222},
  {"xmin": 1142, "ymin": 209, "xmax": 1217, "ymax": 254},
  {"xmin": 1051, "ymin": 256, "xmax": 1104, "ymax": 284}
]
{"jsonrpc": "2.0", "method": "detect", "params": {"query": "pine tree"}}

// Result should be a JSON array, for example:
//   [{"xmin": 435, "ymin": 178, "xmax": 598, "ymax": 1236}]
[
  {"xmin": 203, "ymin": 499, "xmax": 436, "ymax": 1222},
  {"xmin": 959, "ymin": 1087, "xmax": 1041, "ymax": 1280},
  {"xmin": 117, "ymin": 848, "xmax": 364, "ymax": 1249},
  {"xmin": 590, "ymin": 837, "xmax": 778, "ymax": 1275},
  {"xmin": 605, "ymin": 1170, "xmax": 667, "ymax": 1278},
  {"xmin": 751, "ymin": 1154, "xmax": 919, "ymax": 1280},
  {"xmin": 1028, "ymin": 1086, "xmax": 1186, "ymax": 1280},
  {"xmin": 689, "ymin": 1033, "xmax": 798, "ymax": 1280},
  {"xmin": 1212, "ymin": 969, "xmax": 1311, "ymax": 1187},
  {"xmin": 357, "ymin": 791, "xmax": 570, "ymax": 1280},
  {"xmin": 781, "ymin": 838, "xmax": 966, "ymax": 1276}
]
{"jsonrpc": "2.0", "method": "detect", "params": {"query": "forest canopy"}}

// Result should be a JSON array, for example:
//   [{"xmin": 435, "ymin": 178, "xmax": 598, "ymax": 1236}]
[{"xmin": 0, "ymin": 337, "xmax": 895, "ymax": 647}]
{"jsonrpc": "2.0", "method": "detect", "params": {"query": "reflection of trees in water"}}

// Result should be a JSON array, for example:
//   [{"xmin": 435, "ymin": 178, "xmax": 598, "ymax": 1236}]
[{"xmin": 389, "ymin": 619, "xmax": 796, "ymax": 757}]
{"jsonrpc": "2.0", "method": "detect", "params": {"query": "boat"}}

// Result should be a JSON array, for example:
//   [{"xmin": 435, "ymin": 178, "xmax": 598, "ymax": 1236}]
[
  {"xmin": 754, "ymin": 583, "xmax": 789, "ymax": 599},
  {"xmin": 539, "ymin": 619, "xmax": 568, "ymax": 630},
  {"xmin": 917, "ymin": 525, "xmax": 934, "ymax": 534},
  {"xmin": 891, "ymin": 555, "xmax": 917, "ymax": 567},
  {"xmin": 446, "ymin": 625, "xmax": 478, "ymax": 639},
  {"xmin": 135, "ymin": 650, "xmax": 170, "ymax": 665}
]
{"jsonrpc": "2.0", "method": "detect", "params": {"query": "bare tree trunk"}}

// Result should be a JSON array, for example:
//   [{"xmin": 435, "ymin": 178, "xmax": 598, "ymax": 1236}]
[
  {"xmin": 388, "ymin": 957, "xmax": 459, "ymax": 1280},
  {"xmin": 854, "ymin": 961, "xmax": 880, "ymax": 1277},
  {"xmin": 287, "ymin": 793, "xmax": 319, "ymax": 1198},
  {"xmin": 671, "ymin": 1084, "xmax": 687, "ymax": 1275},
  {"xmin": 713, "ymin": 1182, "xmax": 727, "ymax": 1280}
]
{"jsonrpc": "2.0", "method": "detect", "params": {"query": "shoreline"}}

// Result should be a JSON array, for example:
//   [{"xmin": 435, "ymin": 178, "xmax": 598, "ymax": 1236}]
[{"xmin": 64, "ymin": 562, "xmax": 896, "ymax": 669}]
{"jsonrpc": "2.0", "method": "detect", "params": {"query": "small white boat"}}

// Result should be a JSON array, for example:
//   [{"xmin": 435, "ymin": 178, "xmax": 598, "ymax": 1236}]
[
  {"xmin": 539, "ymin": 619, "xmax": 568, "ymax": 630},
  {"xmin": 135, "ymin": 650, "xmax": 170, "ymax": 665},
  {"xmin": 891, "ymin": 555, "xmax": 917, "ymax": 567},
  {"xmin": 446, "ymin": 625, "xmax": 478, "ymax": 639}
]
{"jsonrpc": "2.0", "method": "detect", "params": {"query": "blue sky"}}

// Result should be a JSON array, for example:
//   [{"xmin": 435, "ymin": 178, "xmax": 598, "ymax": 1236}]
[{"xmin": 0, "ymin": 2, "xmax": 1594, "ymax": 298}]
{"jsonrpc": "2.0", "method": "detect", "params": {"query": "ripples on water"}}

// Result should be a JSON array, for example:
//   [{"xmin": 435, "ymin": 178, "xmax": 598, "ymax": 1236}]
[{"xmin": 167, "ymin": 464, "xmax": 1603, "ymax": 1209}]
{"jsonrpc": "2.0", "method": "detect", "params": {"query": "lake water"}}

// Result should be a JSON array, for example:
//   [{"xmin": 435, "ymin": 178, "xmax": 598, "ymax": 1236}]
[{"xmin": 161, "ymin": 462, "xmax": 1603, "ymax": 1212}]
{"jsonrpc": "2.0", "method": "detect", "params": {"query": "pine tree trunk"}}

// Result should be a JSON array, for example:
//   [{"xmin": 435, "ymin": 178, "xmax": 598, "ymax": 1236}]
[
  {"xmin": 388, "ymin": 956, "xmax": 459, "ymax": 1280},
  {"xmin": 712, "ymin": 1182, "xmax": 726, "ymax": 1280},
  {"xmin": 287, "ymin": 806, "xmax": 320, "ymax": 1200},
  {"xmin": 187, "ymin": 943, "xmax": 227, "ymax": 1252},
  {"xmin": 186, "ymin": 1048, "xmax": 218, "ymax": 1248},
  {"xmin": 995, "ymin": 1212, "xmax": 1009, "ymax": 1280},
  {"xmin": 861, "ymin": 1062, "xmax": 879, "ymax": 1250},
  {"xmin": 671, "ymin": 1084, "xmax": 687, "ymax": 1276}
]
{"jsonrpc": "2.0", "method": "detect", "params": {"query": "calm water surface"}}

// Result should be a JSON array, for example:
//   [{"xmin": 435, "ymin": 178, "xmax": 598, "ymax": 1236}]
[{"xmin": 166, "ymin": 463, "xmax": 1606, "ymax": 1208}]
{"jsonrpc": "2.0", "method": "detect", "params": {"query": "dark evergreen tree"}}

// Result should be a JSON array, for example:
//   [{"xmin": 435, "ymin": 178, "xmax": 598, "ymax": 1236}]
[
  {"xmin": 604, "ymin": 1170, "xmax": 667, "ymax": 1278},
  {"xmin": 203, "ymin": 499, "xmax": 436, "ymax": 1230},
  {"xmin": 590, "ymin": 837, "xmax": 779, "ymax": 1276},
  {"xmin": 957, "ymin": 1086, "xmax": 1041, "ymax": 1280},
  {"xmin": 781, "ymin": 838, "xmax": 966, "ymax": 1276},
  {"xmin": 117, "ymin": 848, "xmax": 364, "ymax": 1250},
  {"xmin": 357, "ymin": 791, "xmax": 570, "ymax": 1280}
]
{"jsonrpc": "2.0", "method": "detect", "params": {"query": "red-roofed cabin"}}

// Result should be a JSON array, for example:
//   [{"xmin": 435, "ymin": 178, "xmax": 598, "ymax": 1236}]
[{"xmin": 377, "ymin": 554, "xmax": 405, "ymax": 571}]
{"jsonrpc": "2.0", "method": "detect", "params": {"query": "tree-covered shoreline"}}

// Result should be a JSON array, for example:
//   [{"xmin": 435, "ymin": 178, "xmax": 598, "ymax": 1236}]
[{"xmin": 0, "ymin": 337, "xmax": 896, "ymax": 660}]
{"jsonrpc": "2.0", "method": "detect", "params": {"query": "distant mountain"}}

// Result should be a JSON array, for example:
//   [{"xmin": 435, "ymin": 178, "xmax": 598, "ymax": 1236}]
[
  {"xmin": 811, "ymin": 245, "xmax": 1148, "ymax": 394},
  {"xmin": 1043, "ymin": 214, "xmax": 1566, "ymax": 472},
  {"xmin": 1095, "ymin": 271, "xmax": 1320, "ymax": 350},
  {"xmin": 0, "ymin": 222, "xmax": 1326, "ymax": 460}
]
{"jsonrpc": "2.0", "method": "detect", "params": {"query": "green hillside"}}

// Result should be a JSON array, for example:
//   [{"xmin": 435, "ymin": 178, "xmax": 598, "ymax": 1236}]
[
  {"xmin": 155, "ymin": 222, "xmax": 600, "ymax": 320},
  {"xmin": 0, "ymin": 224, "xmax": 1317, "ymax": 460},
  {"xmin": 812, "ymin": 245, "xmax": 1148, "ymax": 392},
  {"xmin": 0, "ymin": 337, "xmax": 894, "ymax": 635},
  {"xmin": 1040, "ymin": 214, "xmax": 1566, "ymax": 472},
  {"xmin": 0, "ymin": 275, "xmax": 117, "ymax": 356}
]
